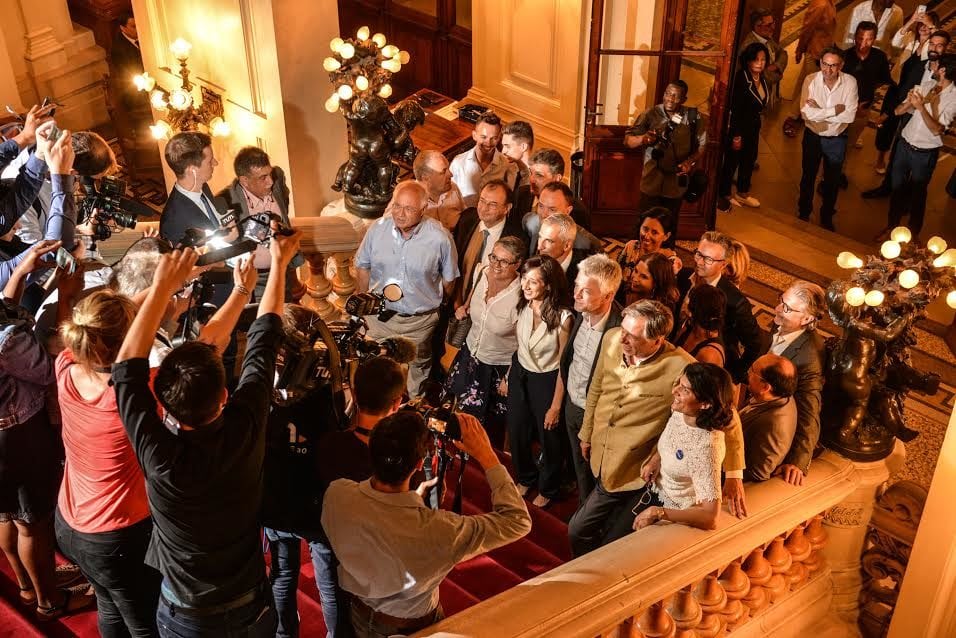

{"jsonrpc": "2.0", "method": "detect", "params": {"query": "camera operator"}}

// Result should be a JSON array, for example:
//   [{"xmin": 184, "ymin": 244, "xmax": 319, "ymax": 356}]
[
  {"xmin": 322, "ymin": 410, "xmax": 531, "ymax": 638},
  {"xmin": 624, "ymin": 80, "xmax": 707, "ymax": 224},
  {"xmin": 0, "ymin": 104, "xmax": 55, "ymax": 236},
  {"xmin": 111, "ymin": 223, "xmax": 301, "ymax": 636},
  {"xmin": 263, "ymin": 352, "xmax": 407, "ymax": 638}
]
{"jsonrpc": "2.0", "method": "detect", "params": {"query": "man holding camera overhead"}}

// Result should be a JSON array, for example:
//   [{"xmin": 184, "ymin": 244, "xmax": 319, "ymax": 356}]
[
  {"xmin": 354, "ymin": 180, "xmax": 459, "ymax": 397},
  {"xmin": 624, "ymin": 80, "xmax": 707, "ymax": 227}
]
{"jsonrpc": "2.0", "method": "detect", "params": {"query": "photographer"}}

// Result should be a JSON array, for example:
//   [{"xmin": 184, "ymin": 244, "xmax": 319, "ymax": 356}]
[
  {"xmin": 263, "ymin": 352, "xmax": 406, "ymax": 638},
  {"xmin": 111, "ymin": 224, "xmax": 301, "ymax": 635},
  {"xmin": 624, "ymin": 80, "xmax": 706, "ymax": 222},
  {"xmin": 322, "ymin": 410, "xmax": 531, "ymax": 638},
  {"xmin": 0, "ymin": 104, "xmax": 54, "ymax": 236}
]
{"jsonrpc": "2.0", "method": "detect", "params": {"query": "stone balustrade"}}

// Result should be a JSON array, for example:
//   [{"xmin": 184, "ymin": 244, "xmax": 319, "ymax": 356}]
[
  {"xmin": 291, "ymin": 216, "xmax": 361, "ymax": 319},
  {"xmin": 415, "ymin": 451, "xmax": 862, "ymax": 638}
]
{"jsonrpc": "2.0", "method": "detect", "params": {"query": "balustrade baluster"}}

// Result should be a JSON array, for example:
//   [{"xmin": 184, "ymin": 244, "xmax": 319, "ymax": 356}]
[
  {"xmin": 636, "ymin": 600, "xmax": 677, "ymax": 637},
  {"xmin": 303, "ymin": 253, "xmax": 336, "ymax": 318},
  {"xmin": 693, "ymin": 572, "xmax": 726, "ymax": 638},
  {"xmin": 718, "ymin": 560, "xmax": 750, "ymax": 629}
]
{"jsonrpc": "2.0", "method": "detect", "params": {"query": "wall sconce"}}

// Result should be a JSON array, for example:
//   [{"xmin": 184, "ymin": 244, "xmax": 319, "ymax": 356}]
[{"xmin": 133, "ymin": 38, "xmax": 230, "ymax": 140}]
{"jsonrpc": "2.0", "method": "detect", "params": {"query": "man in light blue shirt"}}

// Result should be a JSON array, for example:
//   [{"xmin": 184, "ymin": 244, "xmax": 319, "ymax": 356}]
[{"xmin": 355, "ymin": 180, "xmax": 459, "ymax": 396}]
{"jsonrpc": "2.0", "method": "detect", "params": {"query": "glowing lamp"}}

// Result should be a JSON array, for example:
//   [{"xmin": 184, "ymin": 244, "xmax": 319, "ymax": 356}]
[
  {"xmin": 168, "ymin": 88, "xmax": 192, "ymax": 111},
  {"xmin": 947, "ymin": 290, "xmax": 956, "ymax": 309},
  {"xmin": 381, "ymin": 59, "xmax": 401, "ymax": 73},
  {"xmin": 927, "ymin": 236, "xmax": 947, "ymax": 254},
  {"xmin": 323, "ymin": 57, "xmax": 341, "ymax": 72},
  {"xmin": 357, "ymin": 26, "xmax": 370, "ymax": 41},
  {"xmin": 209, "ymin": 117, "xmax": 231, "ymax": 137},
  {"xmin": 932, "ymin": 249, "xmax": 956, "ymax": 268},
  {"xmin": 880, "ymin": 241, "xmax": 901, "ymax": 259},
  {"xmin": 397, "ymin": 50, "xmax": 411, "ymax": 64},
  {"xmin": 372, "ymin": 33, "xmax": 387, "ymax": 47},
  {"xmin": 330, "ymin": 37, "xmax": 344, "ymax": 53},
  {"xmin": 337, "ymin": 84, "xmax": 354, "ymax": 101},
  {"xmin": 845, "ymin": 287, "xmax": 866, "ymax": 307},
  {"xmin": 133, "ymin": 72, "xmax": 155, "ymax": 92},
  {"xmin": 382, "ymin": 45, "xmax": 399, "ymax": 58},
  {"xmin": 837, "ymin": 251, "xmax": 863, "ymax": 269},
  {"xmin": 324, "ymin": 94, "xmax": 340, "ymax": 113},
  {"xmin": 149, "ymin": 90, "xmax": 167, "ymax": 110},
  {"xmin": 355, "ymin": 75, "xmax": 369, "ymax": 91},
  {"xmin": 170, "ymin": 38, "xmax": 192, "ymax": 60},
  {"xmin": 890, "ymin": 226, "xmax": 912, "ymax": 243},
  {"xmin": 149, "ymin": 120, "xmax": 171, "ymax": 140},
  {"xmin": 864, "ymin": 290, "xmax": 884, "ymax": 307},
  {"xmin": 378, "ymin": 83, "xmax": 393, "ymax": 98},
  {"xmin": 339, "ymin": 43, "xmax": 355, "ymax": 59},
  {"xmin": 898, "ymin": 269, "xmax": 919, "ymax": 289}
]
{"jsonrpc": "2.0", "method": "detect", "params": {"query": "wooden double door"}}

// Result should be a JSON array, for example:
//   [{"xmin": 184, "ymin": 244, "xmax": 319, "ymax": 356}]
[{"xmin": 337, "ymin": 0, "xmax": 472, "ymax": 101}]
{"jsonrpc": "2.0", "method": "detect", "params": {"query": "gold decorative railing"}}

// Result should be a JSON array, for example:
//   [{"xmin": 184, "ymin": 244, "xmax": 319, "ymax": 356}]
[{"xmin": 415, "ymin": 451, "xmax": 860, "ymax": 638}]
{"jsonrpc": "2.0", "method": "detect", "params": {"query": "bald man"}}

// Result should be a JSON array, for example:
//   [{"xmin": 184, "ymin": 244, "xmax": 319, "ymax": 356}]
[{"xmin": 740, "ymin": 354, "xmax": 799, "ymax": 482}]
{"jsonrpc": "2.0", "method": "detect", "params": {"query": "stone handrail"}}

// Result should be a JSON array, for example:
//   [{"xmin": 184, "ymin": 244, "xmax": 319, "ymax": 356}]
[
  {"xmin": 415, "ymin": 450, "xmax": 860, "ymax": 638},
  {"xmin": 290, "ymin": 216, "xmax": 360, "ymax": 319}
]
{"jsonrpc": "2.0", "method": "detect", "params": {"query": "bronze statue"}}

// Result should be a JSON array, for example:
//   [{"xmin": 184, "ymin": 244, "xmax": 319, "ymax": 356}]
[{"xmin": 331, "ymin": 96, "xmax": 425, "ymax": 218}]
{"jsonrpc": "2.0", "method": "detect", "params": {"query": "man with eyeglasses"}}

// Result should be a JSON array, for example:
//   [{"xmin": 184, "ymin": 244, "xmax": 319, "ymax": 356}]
[
  {"xmin": 355, "ymin": 180, "xmax": 460, "ymax": 396},
  {"xmin": 524, "ymin": 182, "xmax": 602, "ymax": 255},
  {"xmin": 413, "ymin": 150, "xmax": 464, "ymax": 232},
  {"xmin": 797, "ymin": 47, "xmax": 858, "ymax": 231},
  {"xmin": 739, "ymin": 9, "xmax": 788, "ymax": 109}
]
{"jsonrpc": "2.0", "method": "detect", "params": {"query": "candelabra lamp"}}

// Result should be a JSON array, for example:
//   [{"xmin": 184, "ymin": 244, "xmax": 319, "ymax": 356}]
[
  {"xmin": 325, "ymin": 26, "xmax": 426, "ymax": 218},
  {"xmin": 132, "ymin": 38, "xmax": 231, "ymax": 140},
  {"xmin": 823, "ymin": 228, "xmax": 956, "ymax": 461}
]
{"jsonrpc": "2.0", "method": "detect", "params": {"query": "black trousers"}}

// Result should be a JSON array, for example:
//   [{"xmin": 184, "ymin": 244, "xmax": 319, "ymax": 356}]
[
  {"xmin": 719, "ymin": 128, "xmax": 761, "ymax": 197},
  {"xmin": 798, "ymin": 129, "xmax": 847, "ymax": 223},
  {"xmin": 888, "ymin": 140, "xmax": 940, "ymax": 234},
  {"xmin": 600, "ymin": 486, "xmax": 664, "ymax": 547},
  {"xmin": 568, "ymin": 477, "xmax": 640, "ymax": 557},
  {"xmin": 563, "ymin": 396, "xmax": 593, "ymax": 508},
  {"xmin": 507, "ymin": 359, "xmax": 566, "ymax": 500}
]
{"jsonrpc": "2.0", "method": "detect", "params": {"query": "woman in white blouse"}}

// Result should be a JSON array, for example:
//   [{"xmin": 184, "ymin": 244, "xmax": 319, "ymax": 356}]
[
  {"xmin": 446, "ymin": 236, "xmax": 526, "ymax": 447},
  {"xmin": 506, "ymin": 254, "xmax": 573, "ymax": 508},
  {"xmin": 601, "ymin": 362, "xmax": 735, "ymax": 545}
]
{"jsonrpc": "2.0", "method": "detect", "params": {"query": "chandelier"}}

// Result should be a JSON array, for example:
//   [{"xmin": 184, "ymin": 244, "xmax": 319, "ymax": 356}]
[
  {"xmin": 132, "ymin": 38, "xmax": 231, "ymax": 140},
  {"xmin": 322, "ymin": 26, "xmax": 410, "ymax": 113}
]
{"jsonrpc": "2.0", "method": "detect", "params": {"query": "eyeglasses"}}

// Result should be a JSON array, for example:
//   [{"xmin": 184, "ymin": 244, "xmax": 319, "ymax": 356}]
[
  {"xmin": 478, "ymin": 198, "xmax": 503, "ymax": 211},
  {"xmin": 693, "ymin": 249, "xmax": 725, "ymax": 265},
  {"xmin": 631, "ymin": 489, "xmax": 655, "ymax": 515},
  {"xmin": 820, "ymin": 61, "xmax": 842, "ymax": 69},
  {"xmin": 390, "ymin": 204, "xmax": 424, "ymax": 215},
  {"xmin": 487, "ymin": 253, "xmax": 518, "ymax": 267},
  {"xmin": 777, "ymin": 295, "xmax": 805, "ymax": 314}
]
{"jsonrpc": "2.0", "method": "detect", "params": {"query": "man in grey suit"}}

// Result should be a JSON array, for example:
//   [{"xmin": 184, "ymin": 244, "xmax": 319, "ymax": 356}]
[
  {"xmin": 559, "ymin": 254, "xmax": 623, "ymax": 506},
  {"xmin": 767, "ymin": 280, "xmax": 827, "ymax": 485},
  {"xmin": 741, "ymin": 354, "xmax": 798, "ymax": 482}
]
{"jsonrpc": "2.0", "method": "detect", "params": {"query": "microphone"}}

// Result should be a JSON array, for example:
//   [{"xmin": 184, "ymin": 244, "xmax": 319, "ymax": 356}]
[{"xmin": 380, "ymin": 336, "xmax": 417, "ymax": 364}]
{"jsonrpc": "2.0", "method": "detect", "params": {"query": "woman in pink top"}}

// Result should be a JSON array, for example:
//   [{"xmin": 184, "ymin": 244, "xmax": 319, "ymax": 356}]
[{"xmin": 54, "ymin": 289, "xmax": 160, "ymax": 637}]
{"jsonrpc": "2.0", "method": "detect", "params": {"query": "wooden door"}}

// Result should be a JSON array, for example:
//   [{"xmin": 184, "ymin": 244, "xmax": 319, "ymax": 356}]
[{"xmin": 582, "ymin": 0, "xmax": 742, "ymax": 240}]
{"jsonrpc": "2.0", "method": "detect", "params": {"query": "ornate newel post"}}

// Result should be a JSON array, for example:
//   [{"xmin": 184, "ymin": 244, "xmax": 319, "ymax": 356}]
[{"xmin": 290, "ymin": 216, "xmax": 361, "ymax": 320}]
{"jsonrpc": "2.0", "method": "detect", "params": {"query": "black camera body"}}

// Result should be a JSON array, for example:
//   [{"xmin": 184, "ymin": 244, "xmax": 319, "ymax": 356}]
[
  {"xmin": 78, "ymin": 176, "xmax": 139, "ymax": 241},
  {"xmin": 403, "ymin": 380, "xmax": 462, "ymax": 441},
  {"xmin": 649, "ymin": 111, "xmax": 685, "ymax": 160}
]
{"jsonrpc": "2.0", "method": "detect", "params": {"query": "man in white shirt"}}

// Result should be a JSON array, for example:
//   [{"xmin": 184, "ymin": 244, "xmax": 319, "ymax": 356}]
[
  {"xmin": 884, "ymin": 54, "xmax": 956, "ymax": 238},
  {"xmin": 413, "ymin": 150, "xmax": 464, "ymax": 232},
  {"xmin": 797, "ymin": 47, "xmax": 859, "ymax": 231},
  {"xmin": 842, "ymin": 0, "xmax": 904, "ymax": 55},
  {"xmin": 559, "ymin": 254, "xmax": 623, "ymax": 506},
  {"xmin": 449, "ymin": 111, "xmax": 517, "ymax": 208}
]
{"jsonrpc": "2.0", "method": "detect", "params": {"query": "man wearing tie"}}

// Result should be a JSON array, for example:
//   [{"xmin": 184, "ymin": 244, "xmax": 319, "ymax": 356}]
[
  {"xmin": 767, "ymin": 280, "xmax": 827, "ymax": 486},
  {"xmin": 159, "ymin": 132, "xmax": 222, "ymax": 248}
]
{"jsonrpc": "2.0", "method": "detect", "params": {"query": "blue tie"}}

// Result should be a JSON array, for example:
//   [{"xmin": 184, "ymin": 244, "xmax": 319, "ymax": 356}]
[{"xmin": 200, "ymin": 195, "xmax": 218, "ymax": 228}]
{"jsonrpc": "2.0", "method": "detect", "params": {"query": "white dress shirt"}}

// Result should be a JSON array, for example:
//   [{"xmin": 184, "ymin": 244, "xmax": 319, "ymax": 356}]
[
  {"xmin": 466, "ymin": 275, "xmax": 521, "ymax": 366},
  {"xmin": 842, "ymin": 1, "xmax": 904, "ymax": 50},
  {"xmin": 449, "ymin": 147, "xmax": 517, "ymax": 208},
  {"xmin": 770, "ymin": 328, "xmax": 805, "ymax": 356},
  {"xmin": 901, "ymin": 78, "xmax": 956, "ymax": 149},
  {"xmin": 567, "ymin": 310, "xmax": 611, "ymax": 408},
  {"xmin": 800, "ymin": 72, "xmax": 859, "ymax": 136}
]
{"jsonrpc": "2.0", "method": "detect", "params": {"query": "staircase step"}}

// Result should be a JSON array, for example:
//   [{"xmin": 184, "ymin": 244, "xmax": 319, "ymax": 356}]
[{"xmin": 447, "ymin": 554, "xmax": 524, "ymax": 601}]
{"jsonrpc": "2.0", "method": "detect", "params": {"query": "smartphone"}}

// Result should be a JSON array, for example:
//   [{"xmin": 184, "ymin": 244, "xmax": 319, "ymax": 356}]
[
  {"xmin": 916, "ymin": 5, "xmax": 927, "ymax": 14},
  {"xmin": 55, "ymin": 246, "xmax": 76, "ymax": 274}
]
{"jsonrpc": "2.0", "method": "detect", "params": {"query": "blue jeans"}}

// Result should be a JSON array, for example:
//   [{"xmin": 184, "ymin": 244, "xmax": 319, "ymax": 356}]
[
  {"xmin": 888, "ymin": 139, "xmax": 940, "ymax": 234},
  {"xmin": 264, "ymin": 528, "xmax": 350, "ymax": 638},
  {"xmin": 156, "ymin": 583, "xmax": 276, "ymax": 638},
  {"xmin": 798, "ymin": 130, "xmax": 847, "ymax": 223}
]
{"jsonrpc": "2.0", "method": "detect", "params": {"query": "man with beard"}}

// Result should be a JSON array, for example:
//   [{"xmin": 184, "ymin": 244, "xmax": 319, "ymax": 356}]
[{"xmin": 449, "ymin": 111, "xmax": 516, "ymax": 208}]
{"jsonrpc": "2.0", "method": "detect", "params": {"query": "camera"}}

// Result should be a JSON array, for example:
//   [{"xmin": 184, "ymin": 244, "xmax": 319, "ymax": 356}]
[
  {"xmin": 344, "ymin": 283, "xmax": 404, "ymax": 322},
  {"xmin": 78, "ymin": 176, "xmax": 140, "ymax": 241},
  {"xmin": 649, "ymin": 112, "xmax": 684, "ymax": 160},
  {"xmin": 402, "ymin": 381, "xmax": 462, "ymax": 441}
]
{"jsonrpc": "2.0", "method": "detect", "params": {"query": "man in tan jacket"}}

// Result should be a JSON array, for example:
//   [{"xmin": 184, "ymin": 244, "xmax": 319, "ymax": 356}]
[{"xmin": 569, "ymin": 300, "xmax": 745, "ymax": 556}]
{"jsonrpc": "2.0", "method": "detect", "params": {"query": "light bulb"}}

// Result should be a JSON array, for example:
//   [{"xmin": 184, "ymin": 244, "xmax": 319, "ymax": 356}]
[
  {"xmin": 323, "ymin": 57, "xmax": 341, "ymax": 72},
  {"xmin": 382, "ymin": 45, "xmax": 399, "ymax": 58},
  {"xmin": 398, "ymin": 50, "xmax": 411, "ymax": 64},
  {"xmin": 378, "ymin": 83, "xmax": 393, "ymax": 98},
  {"xmin": 880, "ymin": 241, "xmax": 901, "ymax": 259},
  {"xmin": 324, "ymin": 94, "xmax": 340, "ymax": 113},
  {"xmin": 927, "ymin": 236, "xmax": 947, "ymax": 254},
  {"xmin": 170, "ymin": 38, "xmax": 192, "ymax": 60},
  {"xmin": 890, "ymin": 226, "xmax": 912, "ymax": 243},
  {"xmin": 357, "ymin": 26, "xmax": 370, "ymax": 41},
  {"xmin": 209, "ymin": 117, "xmax": 231, "ymax": 137},
  {"xmin": 149, "ymin": 90, "xmax": 167, "ymax": 110},
  {"xmin": 864, "ymin": 290, "xmax": 884, "ymax": 307},
  {"xmin": 339, "ymin": 43, "xmax": 355, "ymax": 59},
  {"xmin": 168, "ymin": 88, "xmax": 192, "ymax": 111},
  {"xmin": 372, "ymin": 33, "xmax": 387, "ymax": 47},
  {"xmin": 837, "ymin": 251, "xmax": 863, "ymax": 269},
  {"xmin": 932, "ymin": 248, "xmax": 956, "ymax": 268},
  {"xmin": 355, "ymin": 75, "xmax": 369, "ymax": 91},
  {"xmin": 149, "ymin": 120, "xmax": 171, "ymax": 140},
  {"xmin": 898, "ymin": 269, "xmax": 919, "ymax": 289},
  {"xmin": 133, "ymin": 72, "xmax": 155, "ymax": 92},
  {"xmin": 382, "ymin": 59, "xmax": 401, "ymax": 73},
  {"xmin": 948, "ymin": 290, "xmax": 956, "ymax": 309},
  {"xmin": 845, "ymin": 287, "xmax": 866, "ymax": 307},
  {"xmin": 330, "ymin": 37, "xmax": 344, "ymax": 53},
  {"xmin": 337, "ymin": 84, "xmax": 354, "ymax": 100}
]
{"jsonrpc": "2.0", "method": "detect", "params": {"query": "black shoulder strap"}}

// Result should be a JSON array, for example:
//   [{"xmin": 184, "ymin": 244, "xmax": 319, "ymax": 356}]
[{"xmin": 687, "ymin": 108, "xmax": 700, "ymax": 153}]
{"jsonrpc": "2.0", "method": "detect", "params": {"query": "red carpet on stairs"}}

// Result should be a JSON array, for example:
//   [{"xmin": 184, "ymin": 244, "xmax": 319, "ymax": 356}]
[{"xmin": 0, "ymin": 455, "xmax": 573, "ymax": 635}]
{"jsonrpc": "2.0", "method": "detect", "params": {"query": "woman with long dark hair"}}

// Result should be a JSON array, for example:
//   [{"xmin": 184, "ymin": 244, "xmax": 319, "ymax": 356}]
[
  {"xmin": 718, "ymin": 42, "xmax": 770, "ymax": 212},
  {"xmin": 617, "ymin": 251, "xmax": 680, "ymax": 313},
  {"xmin": 673, "ymin": 285, "xmax": 728, "ymax": 368},
  {"xmin": 617, "ymin": 208, "xmax": 680, "ymax": 284},
  {"xmin": 507, "ymin": 255, "xmax": 572, "ymax": 508}
]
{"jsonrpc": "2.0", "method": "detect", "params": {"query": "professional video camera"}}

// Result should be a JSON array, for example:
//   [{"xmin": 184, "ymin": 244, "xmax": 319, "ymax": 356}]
[
  {"xmin": 343, "ymin": 283, "xmax": 404, "ymax": 323},
  {"xmin": 402, "ymin": 380, "xmax": 462, "ymax": 441},
  {"xmin": 77, "ymin": 176, "xmax": 149, "ymax": 242}
]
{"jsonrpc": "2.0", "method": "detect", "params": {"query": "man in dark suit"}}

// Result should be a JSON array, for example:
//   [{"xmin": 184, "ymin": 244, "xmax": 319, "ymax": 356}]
[
  {"xmin": 110, "ymin": 13, "xmax": 144, "ymax": 108},
  {"xmin": 159, "ymin": 132, "xmax": 223, "ymax": 248},
  {"xmin": 676, "ymin": 231, "xmax": 764, "ymax": 383},
  {"xmin": 766, "ymin": 280, "xmax": 827, "ymax": 486},
  {"xmin": 536, "ymin": 213, "xmax": 594, "ymax": 293},
  {"xmin": 515, "ymin": 149, "xmax": 591, "ymax": 230},
  {"xmin": 740, "ymin": 354, "xmax": 799, "ymax": 482},
  {"xmin": 560, "ymin": 254, "xmax": 623, "ymax": 505},
  {"xmin": 523, "ymin": 181, "xmax": 596, "ymax": 253}
]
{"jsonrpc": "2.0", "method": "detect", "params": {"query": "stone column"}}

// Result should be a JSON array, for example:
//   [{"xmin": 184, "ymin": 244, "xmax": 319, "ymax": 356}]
[{"xmin": 0, "ymin": 26, "xmax": 23, "ymax": 109}]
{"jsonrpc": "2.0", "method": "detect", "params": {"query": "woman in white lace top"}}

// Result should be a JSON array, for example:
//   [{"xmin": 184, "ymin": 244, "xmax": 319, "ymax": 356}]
[{"xmin": 601, "ymin": 363, "xmax": 734, "ymax": 545}]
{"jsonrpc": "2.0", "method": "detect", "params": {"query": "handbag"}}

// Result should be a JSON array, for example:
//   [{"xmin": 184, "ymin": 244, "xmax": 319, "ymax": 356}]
[{"xmin": 446, "ymin": 267, "xmax": 487, "ymax": 348}]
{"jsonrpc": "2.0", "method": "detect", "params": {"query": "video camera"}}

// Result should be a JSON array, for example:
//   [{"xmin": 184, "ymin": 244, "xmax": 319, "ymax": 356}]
[
  {"xmin": 343, "ymin": 283, "xmax": 404, "ymax": 323},
  {"xmin": 402, "ymin": 380, "xmax": 462, "ymax": 441},
  {"xmin": 78, "ymin": 176, "xmax": 142, "ymax": 242}
]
